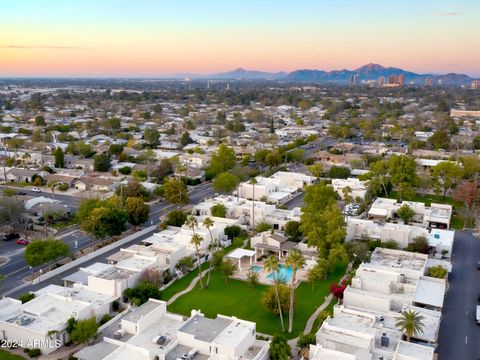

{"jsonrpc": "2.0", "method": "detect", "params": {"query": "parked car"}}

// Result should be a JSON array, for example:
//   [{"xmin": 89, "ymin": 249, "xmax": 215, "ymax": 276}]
[
  {"xmin": 17, "ymin": 191, "xmax": 26, "ymax": 196},
  {"xmin": 2, "ymin": 233, "xmax": 20, "ymax": 241},
  {"xmin": 16, "ymin": 239, "xmax": 29, "ymax": 245},
  {"xmin": 31, "ymin": 187, "xmax": 41, "ymax": 193}
]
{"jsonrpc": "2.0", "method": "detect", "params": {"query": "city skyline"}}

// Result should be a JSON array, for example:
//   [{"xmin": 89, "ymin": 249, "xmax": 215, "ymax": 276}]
[{"xmin": 1, "ymin": 0, "xmax": 479, "ymax": 77}]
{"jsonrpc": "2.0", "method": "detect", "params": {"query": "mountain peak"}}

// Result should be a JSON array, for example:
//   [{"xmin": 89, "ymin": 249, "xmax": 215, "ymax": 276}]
[
  {"xmin": 232, "ymin": 67, "xmax": 247, "ymax": 73},
  {"xmin": 355, "ymin": 63, "xmax": 386, "ymax": 72}
]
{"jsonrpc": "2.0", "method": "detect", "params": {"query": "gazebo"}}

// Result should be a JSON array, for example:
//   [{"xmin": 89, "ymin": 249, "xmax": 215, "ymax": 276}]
[{"xmin": 227, "ymin": 248, "xmax": 257, "ymax": 271}]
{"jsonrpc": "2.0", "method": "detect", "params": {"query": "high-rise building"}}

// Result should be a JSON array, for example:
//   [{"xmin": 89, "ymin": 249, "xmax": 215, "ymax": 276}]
[
  {"xmin": 349, "ymin": 74, "xmax": 360, "ymax": 85},
  {"xmin": 386, "ymin": 74, "xmax": 405, "ymax": 87},
  {"xmin": 378, "ymin": 76, "xmax": 385, "ymax": 87},
  {"xmin": 472, "ymin": 80, "xmax": 480, "ymax": 90},
  {"xmin": 425, "ymin": 78, "xmax": 434, "ymax": 87}
]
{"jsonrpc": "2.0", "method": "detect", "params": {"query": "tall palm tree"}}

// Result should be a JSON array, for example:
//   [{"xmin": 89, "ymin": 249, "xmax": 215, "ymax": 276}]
[
  {"xmin": 22, "ymin": 153, "xmax": 31, "ymax": 169},
  {"xmin": 190, "ymin": 233, "xmax": 205, "ymax": 289},
  {"xmin": 185, "ymin": 215, "xmax": 198, "ymax": 234},
  {"xmin": 250, "ymin": 178, "xmax": 257, "ymax": 231},
  {"xmin": 395, "ymin": 309, "xmax": 425, "ymax": 342},
  {"xmin": 48, "ymin": 180, "xmax": 59, "ymax": 203},
  {"xmin": 285, "ymin": 249, "xmax": 305, "ymax": 333},
  {"xmin": 264, "ymin": 255, "xmax": 285, "ymax": 332},
  {"xmin": 203, "ymin": 217, "xmax": 215, "ymax": 287}
]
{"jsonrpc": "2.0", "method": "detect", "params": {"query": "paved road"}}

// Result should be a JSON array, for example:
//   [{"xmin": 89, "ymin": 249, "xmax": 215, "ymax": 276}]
[
  {"xmin": 0, "ymin": 181, "xmax": 214, "ymax": 297},
  {"xmin": 437, "ymin": 231, "xmax": 480, "ymax": 359}
]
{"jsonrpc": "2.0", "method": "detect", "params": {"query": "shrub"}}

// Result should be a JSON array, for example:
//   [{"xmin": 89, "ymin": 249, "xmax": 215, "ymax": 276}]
[
  {"xmin": 99, "ymin": 314, "xmax": 113, "ymax": 325},
  {"xmin": 255, "ymin": 222, "xmax": 272, "ymax": 233},
  {"xmin": 165, "ymin": 209, "xmax": 187, "ymax": 227},
  {"xmin": 58, "ymin": 183, "xmax": 69, "ymax": 191},
  {"xmin": 112, "ymin": 300, "xmax": 120, "ymax": 312},
  {"xmin": 428, "ymin": 265, "xmax": 448, "ymax": 279},
  {"xmin": 27, "ymin": 348, "xmax": 42, "ymax": 358},
  {"xmin": 224, "ymin": 225, "xmax": 242, "ymax": 240},
  {"xmin": 19, "ymin": 293, "xmax": 35, "ymax": 304},
  {"xmin": 211, "ymin": 203, "xmax": 227, "ymax": 218},
  {"xmin": 269, "ymin": 334, "xmax": 291, "ymax": 360},
  {"xmin": 123, "ymin": 282, "xmax": 162, "ymax": 306},
  {"xmin": 261, "ymin": 284, "xmax": 289, "ymax": 315},
  {"xmin": 406, "ymin": 236, "xmax": 429, "ymax": 254}
]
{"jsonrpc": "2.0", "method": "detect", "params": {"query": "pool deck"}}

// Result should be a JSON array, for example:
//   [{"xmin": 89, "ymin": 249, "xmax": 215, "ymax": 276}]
[{"xmin": 231, "ymin": 258, "xmax": 308, "ymax": 286}]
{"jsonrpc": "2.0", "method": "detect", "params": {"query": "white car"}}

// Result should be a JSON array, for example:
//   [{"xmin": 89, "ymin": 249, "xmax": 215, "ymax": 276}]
[{"xmin": 31, "ymin": 187, "xmax": 42, "ymax": 193}]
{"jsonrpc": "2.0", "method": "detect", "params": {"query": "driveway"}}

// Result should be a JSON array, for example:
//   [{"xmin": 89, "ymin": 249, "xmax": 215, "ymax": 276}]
[{"xmin": 437, "ymin": 231, "xmax": 480, "ymax": 359}]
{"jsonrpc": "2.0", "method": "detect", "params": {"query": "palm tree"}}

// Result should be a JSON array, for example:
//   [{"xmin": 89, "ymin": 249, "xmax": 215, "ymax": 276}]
[
  {"xmin": 264, "ymin": 255, "xmax": 285, "ymax": 332},
  {"xmin": 250, "ymin": 178, "xmax": 257, "ymax": 231},
  {"xmin": 190, "ymin": 233, "xmax": 205, "ymax": 289},
  {"xmin": 285, "ymin": 249, "xmax": 305, "ymax": 333},
  {"xmin": 48, "ymin": 180, "xmax": 59, "ymax": 203},
  {"xmin": 185, "ymin": 215, "xmax": 198, "ymax": 234},
  {"xmin": 22, "ymin": 153, "xmax": 31, "ymax": 169},
  {"xmin": 395, "ymin": 309, "xmax": 425, "ymax": 342},
  {"xmin": 203, "ymin": 217, "xmax": 215, "ymax": 287}
]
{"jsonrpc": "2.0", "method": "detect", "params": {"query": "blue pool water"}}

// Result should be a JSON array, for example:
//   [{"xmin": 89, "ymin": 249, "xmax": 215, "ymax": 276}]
[
  {"xmin": 251, "ymin": 265, "xmax": 263, "ymax": 273},
  {"xmin": 266, "ymin": 265, "xmax": 293, "ymax": 283}
]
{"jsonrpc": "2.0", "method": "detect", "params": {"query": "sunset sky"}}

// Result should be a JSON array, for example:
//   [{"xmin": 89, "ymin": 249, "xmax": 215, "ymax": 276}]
[{"xmin": 1, "ymin": 0, "xmax": 479, "ymax": 77}]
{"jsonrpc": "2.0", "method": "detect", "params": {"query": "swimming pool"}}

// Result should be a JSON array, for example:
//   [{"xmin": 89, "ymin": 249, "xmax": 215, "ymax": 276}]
[
  {"xmin": 266, "ymin": 265, "xmax": 293, "ymax": 283},
  {"xmin": 251, "ymin": 265, "xmax": 263, "ymax": 273}
]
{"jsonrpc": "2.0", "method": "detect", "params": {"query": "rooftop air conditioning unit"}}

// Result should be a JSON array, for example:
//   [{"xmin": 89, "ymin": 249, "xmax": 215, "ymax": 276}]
[{"xmin": 381, "ymin": 335, "xmax": 389, "ymax": 347}]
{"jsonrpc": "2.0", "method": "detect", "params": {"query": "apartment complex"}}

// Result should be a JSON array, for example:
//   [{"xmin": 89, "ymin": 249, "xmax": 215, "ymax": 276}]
[{"xmin": 75, "ymin": 299, "xmax": 269, "ymax": 360}]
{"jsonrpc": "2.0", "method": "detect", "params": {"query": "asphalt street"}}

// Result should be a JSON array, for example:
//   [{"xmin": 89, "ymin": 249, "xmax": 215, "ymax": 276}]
[
  {"xmin": 0, "ymin": 181, "xmax": 214, "ymax": 297},
  {"xmin": 437, "ymin": 231, "xmax": 480, "ymax": 359}
]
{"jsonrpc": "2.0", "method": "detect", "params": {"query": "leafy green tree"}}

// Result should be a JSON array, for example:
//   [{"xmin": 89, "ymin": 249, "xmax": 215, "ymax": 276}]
[
  {"xmin": 269, "ymin": 334, "xmax": 291, "ymax": 360},
  {"xmin": 24, "ymin": 238, "xmax": 69, "ymax": 270},
  {"xmin": 116, "ymin": 180, "xmax": 149, "ymax": 199},
  {"xmin": 180, "ymin": 132, "xmax": 193, "ymax": 148},
  {"xmin": 212, "ymin": 172, "xmax": 239, "ymax": 193},
  {"xmin": 125, "ymin": 197, "xmax": 150, "ymax": 229},
  {"xmin": 211, "ymin": 203, "xmax": 227, "ymax": 218},
  {"xmin": 34, "ymin": 115, "xmax": 46, "ymax": 126},
  {"xmin": 307, "ymin": 259, "xmax": 328, "ymax": 289},
  {"xmin": 345, "ymin": 241, "xmax": 370, "ymax": 267},
  {"xmin": 70, "ymin": 318, "xmax": 99, "ymax": 345},
  {"xmin": 108, "ymin": 144, "xmax": 124, "ymax": 158},
  {"xmin": 397, "ymin": 204, "xmax": 415, "ymax": 224},
  {"xmin": 163, "ymin": 178, "xmax": 188, "ymax": 204},
  {"xmin": 144, "ymin": 127, "xmax": 160, "ymax": 147},
  {"xmin": 286, "ymin": 249, "xmax": 305, "ymax": 332},
  {"xmin": 388, "ymin": 155, "xmax": 417, "ymax": 200},
  {"xmin": 209, "ymin": 144, "xmax": 236, "ymax": 177},
  {"xmin": 151, "ymin": 159, "xmax": 173, "ymax": 182},
  {"xmin": 53, "ymin": 147, "xmax": 64, "ymax": 168},
  {"xmin": 93, "ymin": 153, "xmax": 111, "ymax": 172},
  {"xmin": 309, "ymin": 164, "xmax": 323, "ymax": 179},
  {"xmin": 224, "ymin": 225, "xmax": 241, "ymax": 239},
  {"xmin": 328, "ymin": 166, "xmax": 351, "ymax": 179},
  {"xmin": 428, "ymin": 129, "xmax": 450, "ymax": 150},
  {"xmin": 406, "ymin": 236, "xmax": 430, "ymax": 254},
  {"xmin": 369, "ymin": 159, "xmax": 391, "ymax": 197},
  {"xmin": 123, "ymin": 282, "xmax": 162, "ymax": 306},
  {"xmin": 301, "ymin": 183, "xmax": 346, "ymax": 267},
  {"xmin": 432, "ymin": 162, "xmax": 463, "ymax": 199},
  {"xmin": 165, "ymin": 209, "xmax": 187, "ymax": 227},
  {"xmin": 395, "ymin": 310, "xmax": 425, "ymax": 342},
  {"xmin": 283, "ymin": 221, "xmax": 302, "ymax": 241}
]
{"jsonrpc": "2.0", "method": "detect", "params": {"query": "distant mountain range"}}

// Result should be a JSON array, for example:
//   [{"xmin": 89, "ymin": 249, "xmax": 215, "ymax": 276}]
[{"xmin": 189, "ymin": 63, "xmax": 477, "ymax": 86}]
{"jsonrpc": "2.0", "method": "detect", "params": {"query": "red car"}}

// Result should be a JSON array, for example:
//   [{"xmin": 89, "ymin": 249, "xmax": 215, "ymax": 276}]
[{"xmin": 16, "ymin": 239, "xmax": 29, "ymax": 245}]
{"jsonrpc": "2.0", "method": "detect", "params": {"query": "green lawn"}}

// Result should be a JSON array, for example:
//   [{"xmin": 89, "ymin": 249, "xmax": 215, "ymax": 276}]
[
  {"xmin": 0, "ymin": 349, "xmax": 26, "ymax": 360},
  {"xmin": 387, "ymin": 191, "xmax": 462, "ymax": 207},
  {"xmin": 167, "ymin": 265, "xmax": 345, "ymax": 339},
  {"xmin": 162, "ymin": 262, "xmax": 210, "ymax": 301}
]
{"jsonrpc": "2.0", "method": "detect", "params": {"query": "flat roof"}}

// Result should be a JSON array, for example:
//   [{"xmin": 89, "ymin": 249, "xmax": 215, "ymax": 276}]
[
  {"xmin": 227, "ymin": 248, "xmax": 256, "ymax": 259},
  {"xmin": 396, "ymin": 340, "xmax": 434, "ymax": 360},
  {"xmin": 75, "ymin": 341, "xmax": 120, "ymax": 360},
  {"xmin": 179, "ymin": 314, "xmax": 232, "ymax": 342},
  {"xmin": 413, "ymin": 278, "xmax": 446, "ymax": 308},
  {"xmin": 123, "ymin": 299, "xmax": 164, "ymax": 323}
]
